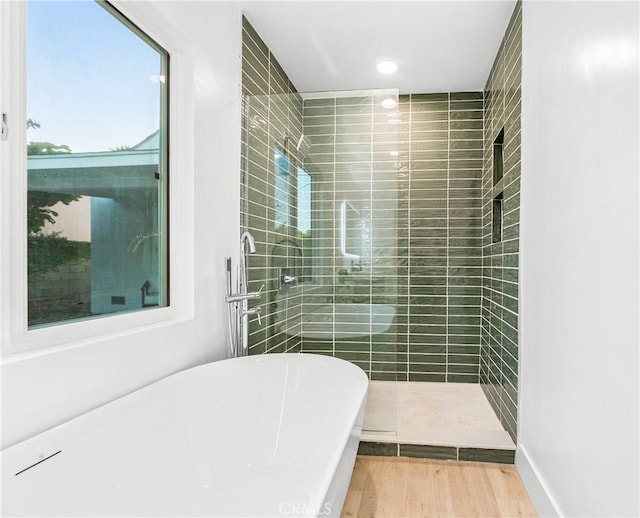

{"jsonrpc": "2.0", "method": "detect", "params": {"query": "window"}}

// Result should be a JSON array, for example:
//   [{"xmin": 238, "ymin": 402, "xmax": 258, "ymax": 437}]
[{"xmin": 26, "ymin": 1, "xmax": 169, "ymax": 327}]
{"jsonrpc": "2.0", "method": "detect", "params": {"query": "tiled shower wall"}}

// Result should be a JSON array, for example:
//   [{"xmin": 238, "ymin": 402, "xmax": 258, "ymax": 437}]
[
  {"xmin": 299, "ymin": 93, "xmax": 403, "ymax": 379},
  {"xmin": 241, "ymin": 17, "xmax": 304, "ymax": 354},
  {"xmin": 241, "ymin": 18, "xmax": 485, "ymax": 379},
  {"xmin": 241, "ymin": 7, "xmax": 522, "ymax": 421},
  {"xmin": 398, "ymin": 93, "xmax": 485, "ymax": 383},
  {"xmin": 480, "ymin": 1, "xmax": 522, "ymax": 441},
  {"xmin": 298, "ymin": 94, "xmax": 484, "ymax": 381}
]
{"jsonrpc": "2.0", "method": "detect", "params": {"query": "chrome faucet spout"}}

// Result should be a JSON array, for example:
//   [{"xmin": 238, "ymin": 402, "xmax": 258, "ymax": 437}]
[{"xmin": 240, "ymin": 231, "xmax": 256, "ymax": 254}]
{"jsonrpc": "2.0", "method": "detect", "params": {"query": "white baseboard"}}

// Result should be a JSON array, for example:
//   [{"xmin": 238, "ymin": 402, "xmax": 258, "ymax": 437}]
[{"xmin": 515, "ymin": 444, "xmax": 562, "ymax": 517}]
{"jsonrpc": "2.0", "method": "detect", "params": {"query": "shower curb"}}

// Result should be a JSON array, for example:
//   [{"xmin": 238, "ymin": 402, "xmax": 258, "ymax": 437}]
[{"xmin": 358, "ymin": 440, "xmax": 515, "ymax": 464}]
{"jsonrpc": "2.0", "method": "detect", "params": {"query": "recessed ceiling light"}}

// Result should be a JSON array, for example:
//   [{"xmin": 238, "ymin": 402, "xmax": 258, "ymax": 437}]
[
  {"xmin": 381, "ymin": 97, "xmax": 397, "ymax": 109},
  {"xmin": 377, "ymin": 60, "xmax": 398, "ymax": 75}
]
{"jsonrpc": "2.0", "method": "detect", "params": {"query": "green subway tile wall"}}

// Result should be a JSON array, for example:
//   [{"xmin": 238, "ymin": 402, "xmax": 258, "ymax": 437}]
[
  {"xmin": 241, "ymin": 16, "xmax": 304, "ymax": 355},
  {"xmin": 296, "ymin": 92, "xmax": 484, "ymax": 381},
  {"xmin": 300, "ymin": 93, "xmax": 403, "ymax": 380},
  {"xmin": 401, "ymin": 93, "xmax": 484, "ymax": 383},
  {"xmin": 480, "ymin": 1, "xmax": 522, "ymax": 441},
  {"xmin": 241, "ymin": 18, "xmax": 486, "ymax": 381}
]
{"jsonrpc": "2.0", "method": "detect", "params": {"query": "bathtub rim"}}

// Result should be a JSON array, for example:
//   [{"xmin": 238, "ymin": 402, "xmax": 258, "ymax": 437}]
[{"xmin": 2, "ymin": 352, "xmax": 368, "ymax": 452}]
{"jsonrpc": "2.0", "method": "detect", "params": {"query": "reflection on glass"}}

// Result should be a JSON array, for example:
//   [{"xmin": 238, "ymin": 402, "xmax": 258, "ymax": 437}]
[
  {"xmin": 340, "ymin": 200, "xmax": 362, "ymax": 261},
  {"xmin": 297, "ymin": 168, "xmax": 313, "ymax": 282},
  {"xmin": 297, "ymin": 168, "xmax": 311, "ymax": 234},
  {"xmin": 274, "ymin": 150, "xmax": 291, "ymax": 230}
]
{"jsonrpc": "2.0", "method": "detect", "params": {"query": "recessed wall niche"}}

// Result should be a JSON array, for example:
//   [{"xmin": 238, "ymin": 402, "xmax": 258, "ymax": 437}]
[
  {"xmin": 492, "ymin": 192, "xmax": 503, "ymax": 243},
  {"xmin": 493, "ymin": 127, "xmax": 504, "ymax": 185},
  {"xmin": 492, "ymin": 127, "xmax": 505, "ymax": 244}
]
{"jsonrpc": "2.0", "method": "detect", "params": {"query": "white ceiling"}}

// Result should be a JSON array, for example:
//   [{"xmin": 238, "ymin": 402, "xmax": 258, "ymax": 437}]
[{"xmin": 239, "ymin": 1, "xmax": 517, "ymax": 95}]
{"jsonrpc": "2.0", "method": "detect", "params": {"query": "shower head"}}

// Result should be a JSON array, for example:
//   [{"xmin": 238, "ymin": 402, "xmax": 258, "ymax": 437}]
[
  {"xmin": 283, "ymin": 133, "xmax": 311, "ymax": 160},
  {"xmin": 296, "ymin": 135, "xmax": 311, "ymax": 158}
]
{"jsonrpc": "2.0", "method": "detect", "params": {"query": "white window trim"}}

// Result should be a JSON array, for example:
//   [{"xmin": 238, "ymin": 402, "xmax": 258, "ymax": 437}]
[{"xmin": 0, "ymin": 0, "xmax": 196, "ymax": 359}]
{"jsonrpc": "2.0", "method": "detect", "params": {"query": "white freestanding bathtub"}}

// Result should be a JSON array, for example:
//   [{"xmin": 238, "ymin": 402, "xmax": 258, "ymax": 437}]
[{"xmin": 1, "ymin": 353, "xmax": 368, "ymax": 517}]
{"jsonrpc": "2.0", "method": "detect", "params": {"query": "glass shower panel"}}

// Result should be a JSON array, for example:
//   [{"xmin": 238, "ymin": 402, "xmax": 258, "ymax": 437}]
[
  {"xmin": 241, "ymin": 89, "xmax": 401, "ymax": 436},
  {"xmin": 241, "ymin": 91, "xmax": 305, "ymax": 355},
  {"xmin": 300, "ymin": 90, "xmax": 401, "ymax": 435}
]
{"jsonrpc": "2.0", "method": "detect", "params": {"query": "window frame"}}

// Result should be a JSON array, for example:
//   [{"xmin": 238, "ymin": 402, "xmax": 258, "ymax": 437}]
[{"xmin": 0, "ymin": 0, "xmax": 195, "ymax": 358}]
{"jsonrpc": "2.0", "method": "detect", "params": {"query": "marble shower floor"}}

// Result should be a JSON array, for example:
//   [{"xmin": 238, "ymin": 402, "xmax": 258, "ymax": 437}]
[{"xmin": 361, "ymin": 381, "xmax": 515, "ymax": 450}]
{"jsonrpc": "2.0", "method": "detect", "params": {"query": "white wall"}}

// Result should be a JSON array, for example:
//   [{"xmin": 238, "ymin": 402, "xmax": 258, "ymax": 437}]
[
  {"xmin": 519, "ymin": 1, "xmax": 639, "ymax": 516},
  {"xmin": 1, "ymin": 1, "xmax": 242, "ymax": 449}
]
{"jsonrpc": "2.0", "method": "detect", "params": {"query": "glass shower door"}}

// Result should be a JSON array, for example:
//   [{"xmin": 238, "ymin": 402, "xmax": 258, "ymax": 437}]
[
  {"xmin": 299, "ymin": 89, "xmax": 401, "ymax": 437},
  {"xmin": 240, "ymin": 87, "xmax": 402, "ymax": 436}
]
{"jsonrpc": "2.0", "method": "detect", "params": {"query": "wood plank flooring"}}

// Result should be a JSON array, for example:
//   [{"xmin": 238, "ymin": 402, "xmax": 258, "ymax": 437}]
[{"xmin": 342, "ymin": 456, "xmax": 538, "ymax": 518}]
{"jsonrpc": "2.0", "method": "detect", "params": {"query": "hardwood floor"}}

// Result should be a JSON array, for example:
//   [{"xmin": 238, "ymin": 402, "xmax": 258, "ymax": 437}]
[{"xmin": 342, "ymin": 456, "xmax": 538, "ymax": 518}]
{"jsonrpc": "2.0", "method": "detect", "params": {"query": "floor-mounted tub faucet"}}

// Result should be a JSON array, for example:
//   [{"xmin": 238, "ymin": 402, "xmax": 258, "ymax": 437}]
[{"xmin": 225, "ymin": 231, "xmax": 262, "ymax": 357}]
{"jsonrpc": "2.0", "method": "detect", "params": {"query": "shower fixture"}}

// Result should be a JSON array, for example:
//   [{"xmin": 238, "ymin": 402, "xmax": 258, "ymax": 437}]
[
  {"xmin": 240, "ymin": 230, "xmax": 256, "ymax": 255},
  {"xmin": 225, "ymin": 231, "xmax": 262, "ymax": 357},
  {"xmin": 295, "ymin": 134, "xmax": 311, "ymax": 158},
  {"xmin": 284, "ymin": 133, "xmax": 312, "ymax": 159}
]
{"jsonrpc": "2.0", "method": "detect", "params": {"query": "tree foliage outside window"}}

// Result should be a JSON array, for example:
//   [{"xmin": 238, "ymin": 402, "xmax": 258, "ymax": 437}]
[{"xmin": 27, "ymin": 119, "xmax": 84, "ymax": 275}]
